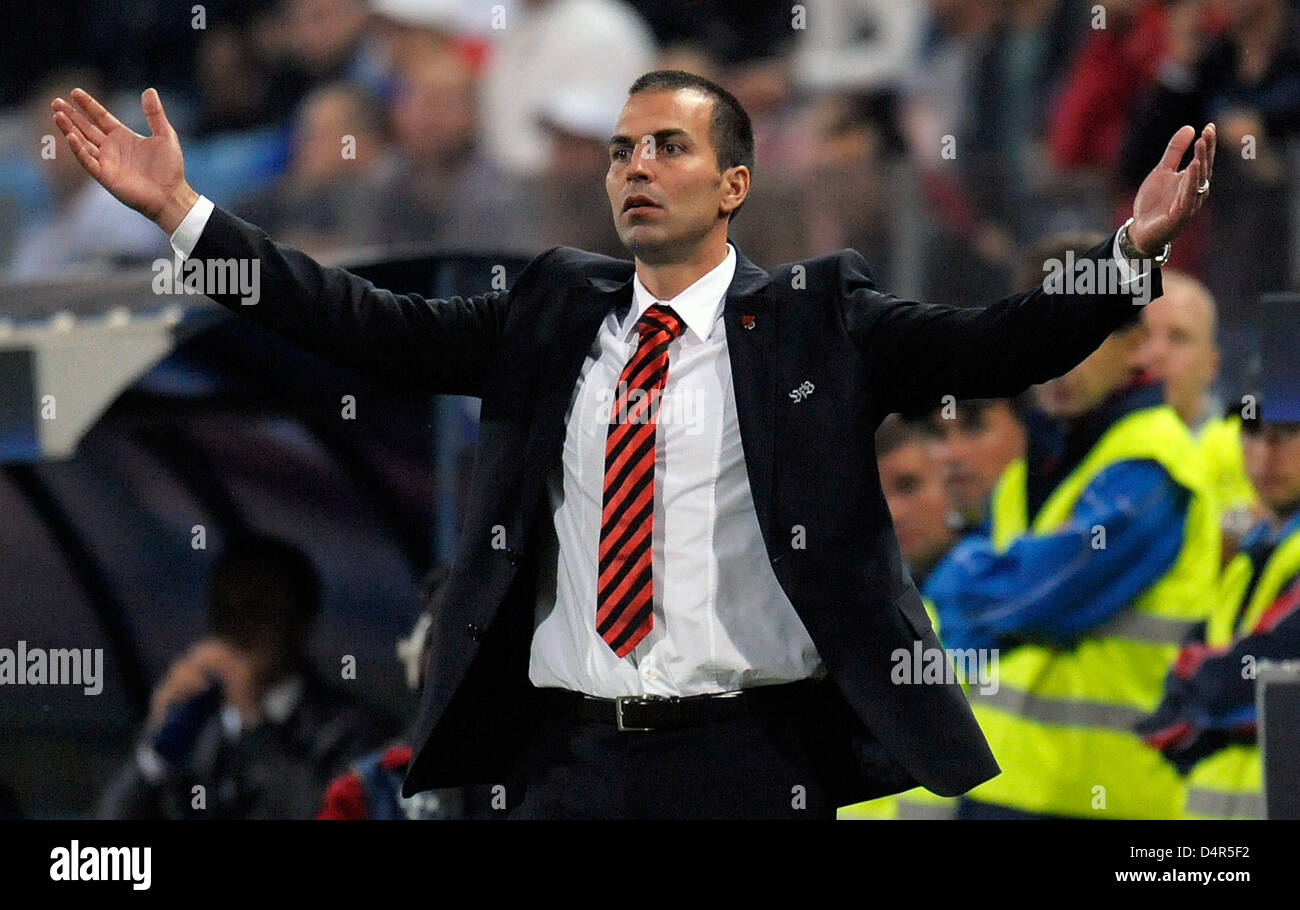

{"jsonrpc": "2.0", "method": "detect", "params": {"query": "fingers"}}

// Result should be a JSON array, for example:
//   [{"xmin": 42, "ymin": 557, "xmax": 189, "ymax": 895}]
[
  {"xmin": 1191, "ymin": 133, "xmax": 1210, "ymax": 211},
  {"xmin": 51, "ymin": 106, "xmax": 91, "ymax": 151},
  {"xmin": 1190, "ymin": 145, "xmax": 1205, "ymax": 212},
  {"xmin": 1173, "ymin": 153, "xmax": 1194, "ymax": 217},
  {"xmin": 1158, "ymin": 124, "xmax": 1195, "ymax": 170},
  {"xmin": 63, "ymin": 129, "xmax": 103, "ymax": 179},
  {"xmin": 1171, "ymin": 128, "xmax": 1212, "ymax": 220},
  {"xmin": 141, "ymin": 87, "xmax": 173, "ymax": 138},
  {"xmin": 1205, "ymin": 122, "xmax": 1216, "ymax": 183},
  {"xmin": 51, "ymin": 97, "xmax": 106, "ymax": 146},
  {"xmin": 1182, "ymin": 140, "xmax": 1205, "ymax": 216},
  {"xmin": 70, "ymin": 86, "xmax": 124, "ymax": 135}
]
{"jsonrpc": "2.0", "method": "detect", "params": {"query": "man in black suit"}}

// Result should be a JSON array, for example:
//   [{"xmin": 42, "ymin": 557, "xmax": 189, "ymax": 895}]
[{"xmin": 52, "ymin": 70, "xmax": 1215, "ymax": 819}]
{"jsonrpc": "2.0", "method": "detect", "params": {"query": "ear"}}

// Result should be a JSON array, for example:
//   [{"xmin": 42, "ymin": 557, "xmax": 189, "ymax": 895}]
[{"xmin": 719, "ymin": 164, "xmax": 750, "ymax": 217}]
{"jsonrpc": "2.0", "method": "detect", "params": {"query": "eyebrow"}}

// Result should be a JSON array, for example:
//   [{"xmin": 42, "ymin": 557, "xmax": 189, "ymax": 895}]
[{"xmin": 608, "ymin": 128, "xmax": 690, "ymax": 148}]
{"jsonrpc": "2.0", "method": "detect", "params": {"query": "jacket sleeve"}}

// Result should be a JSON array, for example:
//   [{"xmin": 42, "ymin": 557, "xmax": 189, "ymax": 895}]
[
  {"xmin": 838, "ymin": 231, "xmax": 1161, "ymax": 419},
  {"xmin": 184, "ymin": 205, "xmax": 554, "ymax": 398}
]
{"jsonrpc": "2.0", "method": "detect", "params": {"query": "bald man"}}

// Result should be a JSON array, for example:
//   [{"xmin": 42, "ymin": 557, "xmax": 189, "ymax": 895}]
[{"xmin": 1141, "ymin": 270, "xmax": 1258, "ymax": 550}]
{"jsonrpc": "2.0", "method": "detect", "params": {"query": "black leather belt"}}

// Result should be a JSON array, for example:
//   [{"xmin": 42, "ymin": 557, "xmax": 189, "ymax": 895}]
[{"xmin": 535, "ymin": 679, "xmax": 826, "ymax": 731}]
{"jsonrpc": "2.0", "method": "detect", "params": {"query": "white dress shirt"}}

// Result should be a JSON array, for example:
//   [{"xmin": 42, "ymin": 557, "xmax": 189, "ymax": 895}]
[{"xmin": 529, "ymin": 242, "xmax": 825, "ymax": 698}]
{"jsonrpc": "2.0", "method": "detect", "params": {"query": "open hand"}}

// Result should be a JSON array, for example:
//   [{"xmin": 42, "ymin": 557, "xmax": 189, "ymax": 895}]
[
  {"xmin": 1128, "ymin": 123, "xmax": 1215, "ymax": 255},
  {"xmin": 50, "ymin": 87, "xmax": 197, "ymax": 234}
]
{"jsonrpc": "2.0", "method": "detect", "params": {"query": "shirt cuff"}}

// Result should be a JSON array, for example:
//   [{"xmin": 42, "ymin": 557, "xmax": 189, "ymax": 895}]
[
  {"xmin": 169, "ymin": 194, "xmax": 215, "ymax": 259},
  {"xmin": 1111, "ymin": 230, "xmax": 1153, "ymax": 289}
]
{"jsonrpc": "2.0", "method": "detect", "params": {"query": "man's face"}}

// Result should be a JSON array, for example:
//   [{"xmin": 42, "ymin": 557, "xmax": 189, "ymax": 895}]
[
  {"xmin": 1034, "ymin": 325, "xmax": 1146, "ymax": 419},
  {"xmin": 1243, "ymin": 422, "xmax": 1300, "ymax": 514},
  {"xmin": 391, "ymin": 54, "xmax": 475, "ymax": 166},
  {"xmin": 605, "ymin": 89, "xmax": 746, "ymax": 263},
  {"xmin": 879, "ymin": 442, "xmax": 957, "ymax": 575},
  {"xmin": 930, "ymin": 402, "xmax": 1026, "ymax": 523},
  {"xmin": 1139, "ymin": 283, "xmax": 1218, "ymax": 422}
]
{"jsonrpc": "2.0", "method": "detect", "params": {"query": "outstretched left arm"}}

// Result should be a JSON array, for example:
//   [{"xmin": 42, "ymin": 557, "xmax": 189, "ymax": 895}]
[{"xmin": 846, "ymin": 125, "xmax": 1216, "ymax": 418}]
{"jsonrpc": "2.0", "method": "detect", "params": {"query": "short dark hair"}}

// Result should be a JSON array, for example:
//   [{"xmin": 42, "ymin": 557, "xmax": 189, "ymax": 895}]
[
  {"xmin": 207, "ymin": 534, "xmax": 320, "ymax": 653},
  {"xmin": 927, "ymin": 394, "xmax": 1031, "ymax": 428},
  {"xmin": 875, "ymin": 414, "xmax": 941, "ymax": 459},
  {"xmin": 627, "ymin": 70, "xmax": 754, "ymax": 221}
]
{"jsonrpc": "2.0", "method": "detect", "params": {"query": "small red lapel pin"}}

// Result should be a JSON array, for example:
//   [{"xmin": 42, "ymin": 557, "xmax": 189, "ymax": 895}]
[{"xmin": 741, "ymin": 314, "xmax": 756, "ymax": 330}]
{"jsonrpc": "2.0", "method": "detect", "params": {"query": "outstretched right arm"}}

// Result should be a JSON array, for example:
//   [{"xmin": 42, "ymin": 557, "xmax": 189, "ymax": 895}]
[{"xmin": 52, "ymin": 87, "xmax": 515, "ymax": 398}]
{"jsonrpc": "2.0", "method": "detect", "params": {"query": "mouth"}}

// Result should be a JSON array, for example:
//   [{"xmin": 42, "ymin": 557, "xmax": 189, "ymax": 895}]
[{"xmin": 622, "ymin": 195, "xmax": 662, "ymax": 214}]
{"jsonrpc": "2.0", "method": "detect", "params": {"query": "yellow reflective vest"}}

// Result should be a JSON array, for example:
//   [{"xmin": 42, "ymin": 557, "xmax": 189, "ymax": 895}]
[
  {"xmin": 1184, "ymin": 520, "xmax": 1300, "ymax": 819},
  {"xmin": 965, "ymin": 404, "xmax": 1219, "ymax": 818},
  {"xmin": 1196, "ymin": 413, "xmax": 1256, "ymax": 516}
]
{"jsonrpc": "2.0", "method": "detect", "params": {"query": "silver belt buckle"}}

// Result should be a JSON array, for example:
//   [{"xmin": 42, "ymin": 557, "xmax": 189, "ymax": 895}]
[{"xmin": 615, "ymin": 695, "xmax": 656, "ymax": 732}]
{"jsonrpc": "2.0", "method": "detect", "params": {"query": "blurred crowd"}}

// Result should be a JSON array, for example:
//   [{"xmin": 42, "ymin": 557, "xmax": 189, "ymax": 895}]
[
  {"xmin": 3, "ymin": 1, "xmax": 1298, "ymax": 360},
  {"xmin": 1, "ymin": 0, "xmax": 1299, "ymax": 820}
]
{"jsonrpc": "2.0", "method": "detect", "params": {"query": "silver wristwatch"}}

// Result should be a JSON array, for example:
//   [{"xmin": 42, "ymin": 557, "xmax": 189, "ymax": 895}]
[{"xmin": 1117, "ymin": 216, "xmax": 1171, "ymax": 266}]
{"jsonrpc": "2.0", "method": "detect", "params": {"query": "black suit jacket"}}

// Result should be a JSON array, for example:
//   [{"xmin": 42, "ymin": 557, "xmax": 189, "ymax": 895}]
[{"xmin": 186, "ymin": 206, "xmax": 1160, "ymax": 805}]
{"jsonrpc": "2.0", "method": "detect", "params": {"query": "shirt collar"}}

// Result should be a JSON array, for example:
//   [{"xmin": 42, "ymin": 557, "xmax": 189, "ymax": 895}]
[{"xmin": 626, "ymin": 242, "xmax": 736, "ymax": 343}]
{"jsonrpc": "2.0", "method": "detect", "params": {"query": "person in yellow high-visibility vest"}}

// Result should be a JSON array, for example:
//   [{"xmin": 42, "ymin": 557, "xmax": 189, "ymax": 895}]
[
  {"xmin": 926, "ymin": 235, "xmax": 1219, "ymax": 819},
  {"xmin": 1139, "ymin": 269, "xmax": 1259, "ymax": 558},
  {"xmin": 1139, "ymin": 298, "xmax": 1300, "ymax": 819},
  {"xmin": 927, "ymin": 397, "xmax": 1029, "ymax": 539}
]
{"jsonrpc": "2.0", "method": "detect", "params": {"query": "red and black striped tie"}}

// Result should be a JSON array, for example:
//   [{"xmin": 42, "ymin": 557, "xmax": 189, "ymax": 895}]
[{"xmin": 597, "ymin": 303, "xmax": 685, "ymax": 657}]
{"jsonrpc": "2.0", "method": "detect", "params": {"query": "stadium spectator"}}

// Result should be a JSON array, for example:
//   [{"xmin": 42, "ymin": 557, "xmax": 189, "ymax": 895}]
[
  {"xmin": 233, "ymin": 81, "xmax": 390, "ymax": 254},
  {"xmin": 190, "ymin": 3, "xmax": 311, "ymax": 136},
  {"xmin": 1048, "ymin": 0, "xmax": 1169, "ymax": 175},
  {"xmin": 1139, "ymin": 297, "xmax": 1300, "ymax": 819},
  {"xmin": 792, "ymin": 0, "xmax": 926, "ymax": 96},
  {"xmin": 478, "ymin": 0, "xmax": 656, "ymax": 178},
  {"xmin": 1139, "ymin": 268, "xmax": 1259, "ymax": 553},
  {"xmin": 519, "ymin": 88, "xmax": 632, "ymax": 259},
  {"xmin": 927, "ymin": 398, "xmax": 1028, "ymax": 535},
  {"xmin": 875, "ymin": 415, "xmax": 960, "ymax": 587},
  {"xmin": 900, "ymin": 0, "xmax": 1016, "ymax": 304},
  {"xmin": 368, "ymin": 50, "xmax": 525, "ymax": 251},
  {"xmin": 97, "ymin": 534, "xmax": 393, "ymax": 819},
  {"xmin": 366, "ymin": 0, "xmax": 506, "ymax": 96},
  {"xmin": 1121, "ymin": 0, "xmax": 1300, "ymax": 386}
]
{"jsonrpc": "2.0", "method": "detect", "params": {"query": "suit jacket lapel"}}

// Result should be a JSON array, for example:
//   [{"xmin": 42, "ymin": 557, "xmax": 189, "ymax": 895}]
[
  {"xmin": 517, "ymin": 277, "xmax": 625, "ymax": 529},
  {"xmin": 721, "ymin": 245, "xmax": 776, "ymax": 552}
]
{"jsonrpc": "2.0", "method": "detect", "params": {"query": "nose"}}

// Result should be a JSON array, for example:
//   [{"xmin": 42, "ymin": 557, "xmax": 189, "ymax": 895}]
[{"xmin": 627, "ymin": 142, "xmax": 654, "ymax": 179}]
